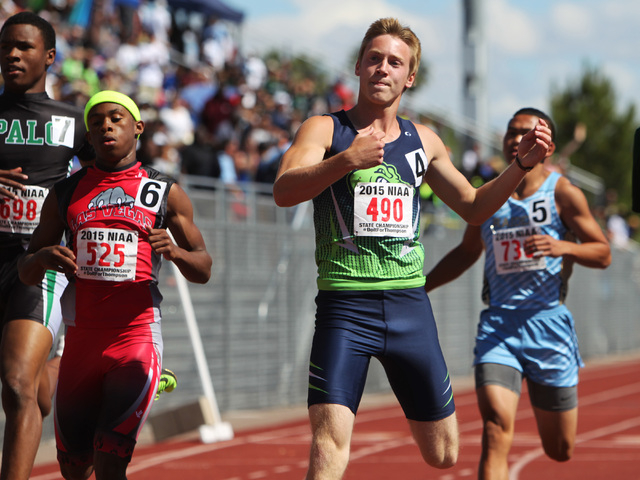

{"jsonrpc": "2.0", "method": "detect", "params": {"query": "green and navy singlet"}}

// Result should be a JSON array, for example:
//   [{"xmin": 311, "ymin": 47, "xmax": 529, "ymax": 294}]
[{"xmin": 314, "ymin": 110, "xmax": 430, "ymax": 291}]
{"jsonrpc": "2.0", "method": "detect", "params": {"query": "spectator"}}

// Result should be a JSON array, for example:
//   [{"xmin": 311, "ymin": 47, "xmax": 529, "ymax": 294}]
[
  {"xmin": 180, "ymin": 126, "xmax": 221, "ymax": 178},
  {"xmin": 461, "ymin": 141, "xmax": 481, "ymax": 179},
  {"xmin": 607, "ymin": 206, "xmax": 630, "ymax": 250},
  {"xmin": 201, "ymin": 86, "xmax": 236, "ymax": 141},
  {"xmin": 159, "ymin": 95, "xmax": 195, "ymax": 146},
  {"xmin": 255, "ymin": 128, "xmax": 291, "ymax": 185},
  {"xmin": 139, "ymin": 0, "xmax": 171, "ymax": 44}
]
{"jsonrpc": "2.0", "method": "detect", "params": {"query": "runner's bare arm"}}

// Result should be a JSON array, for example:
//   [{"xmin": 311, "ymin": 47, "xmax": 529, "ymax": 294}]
[
  {"xmin": 147, "ymin": 183, "xmax": 212, "ymax": 284},
  {"xmin": 423, "ymin": 120, "xmax": 552, "ymax": 225},
  {"xmin": 424, "ymin": 224, "xmax": 484, "ymax": 292},
  {"xmin": 273, "ymin": 115, "xmax": 386, "ymax": 207},
  {"xmin": 18, "ymin": 190, "xmax": 77, "ymax": 285},
  {"xmin": 524, "ymin": 177, "xmax": 611, "ymax": 268}
]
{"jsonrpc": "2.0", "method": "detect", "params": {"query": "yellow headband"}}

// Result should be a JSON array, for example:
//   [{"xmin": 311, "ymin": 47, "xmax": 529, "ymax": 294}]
[{"xmin": 84, "ymin": 91, "xmax": 141, "ymax": 130}]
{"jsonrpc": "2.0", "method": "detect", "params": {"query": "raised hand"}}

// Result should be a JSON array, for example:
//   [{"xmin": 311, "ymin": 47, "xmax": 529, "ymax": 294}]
[{"xmin": 517, "ymin": 119, "xmax": 553, "ymax": 169}]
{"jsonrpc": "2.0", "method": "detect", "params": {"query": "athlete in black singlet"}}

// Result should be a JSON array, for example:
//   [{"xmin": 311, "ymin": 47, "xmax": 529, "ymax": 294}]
[{"xmin": 0, "ymin": 12, "xmax": 93, "ymax": 480}]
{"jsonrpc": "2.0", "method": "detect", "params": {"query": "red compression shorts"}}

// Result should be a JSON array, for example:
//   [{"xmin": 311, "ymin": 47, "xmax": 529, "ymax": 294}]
[{"xmin": 55, "ymin": 322, "xmax": 162, "ymax": 467}]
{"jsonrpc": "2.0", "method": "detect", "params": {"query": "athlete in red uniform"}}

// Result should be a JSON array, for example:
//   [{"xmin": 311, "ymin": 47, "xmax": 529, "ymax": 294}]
[{"xmin": 18, "ymin": 90, "xmax": 212, "ymax": 480}]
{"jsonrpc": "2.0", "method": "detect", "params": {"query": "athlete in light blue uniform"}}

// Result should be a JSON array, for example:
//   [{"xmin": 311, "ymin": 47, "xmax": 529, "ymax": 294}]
[
  {"xmin": 425, "ymin": 108, "xmax": 611, "ymax": 479},
  {"xmin": 274, "ymin": 18, "xmax": 553, "ymax": 480},
  {"xmin": 476, "ymin": 171, "xmax": 582, "ymax": 388}
]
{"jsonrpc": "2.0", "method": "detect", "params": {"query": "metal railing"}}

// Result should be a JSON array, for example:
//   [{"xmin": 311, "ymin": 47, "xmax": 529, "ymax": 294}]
[{"xmin": 13, "ymin": 179, "xmax": 639, "ymax": 452}]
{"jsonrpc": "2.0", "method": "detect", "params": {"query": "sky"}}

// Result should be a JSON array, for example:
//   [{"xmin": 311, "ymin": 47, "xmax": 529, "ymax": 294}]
[{"xmin": 225, "ymin": 0, "xmax": 640, "ymax": 137}]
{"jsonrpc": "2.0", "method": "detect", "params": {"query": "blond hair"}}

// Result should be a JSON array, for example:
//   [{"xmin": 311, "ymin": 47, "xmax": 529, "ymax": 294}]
[{"xmin": 357, "ymin": 18, "xmax": 421, "ymax": 78}]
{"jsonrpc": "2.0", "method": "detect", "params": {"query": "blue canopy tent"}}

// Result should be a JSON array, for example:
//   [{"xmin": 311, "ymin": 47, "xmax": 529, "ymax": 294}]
[{"xmin": 167, "ymin": 0, "xmax": 244, "ymax": 23}]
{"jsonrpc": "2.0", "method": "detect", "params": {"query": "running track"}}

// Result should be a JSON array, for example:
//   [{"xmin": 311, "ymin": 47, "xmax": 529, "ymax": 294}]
[{"xmin": 32, "ymin": 355, "xmax": 640, "ymax": 479}]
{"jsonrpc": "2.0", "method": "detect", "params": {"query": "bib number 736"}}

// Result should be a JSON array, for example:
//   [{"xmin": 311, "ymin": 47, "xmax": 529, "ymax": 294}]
[{"xmin": 491, "ymin": 225, "xmax": 545, "ymax": 274}]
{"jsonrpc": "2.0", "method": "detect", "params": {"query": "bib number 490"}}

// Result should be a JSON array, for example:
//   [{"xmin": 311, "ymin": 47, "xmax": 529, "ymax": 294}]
[
  {"xmin": 354, "ymin": 182, "xmax": 413, "ymax": 237},
  {"xmin": 366, "ymin": 197, "xmax": 403, "ymax": 222}
]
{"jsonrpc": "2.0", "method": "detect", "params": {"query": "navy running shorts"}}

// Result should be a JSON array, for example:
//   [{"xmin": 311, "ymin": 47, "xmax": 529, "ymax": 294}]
[{"xmin": 308, "ymin": 287, "xmax": 456, "ymax": 422}]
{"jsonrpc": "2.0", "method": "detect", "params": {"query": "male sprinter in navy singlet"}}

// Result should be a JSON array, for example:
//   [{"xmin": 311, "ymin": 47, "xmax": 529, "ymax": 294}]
[
  {"xmin": 273, "ymin": 17, "xmax": 553, "ymax": 480},
  {"xmin": 0, "ymin": 12, "xmax": 93, "ymax": 480},
  {"xmin": 425, "ymin": 108, "xmax": 611, "ymax": 479}
]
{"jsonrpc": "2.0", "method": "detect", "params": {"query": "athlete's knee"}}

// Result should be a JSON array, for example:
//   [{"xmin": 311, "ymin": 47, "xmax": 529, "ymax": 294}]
[
  {"xmin": 546, "ymin": 448, "xmax": 572, "ymax": 463},
  {"xmin": 484, "ymin": 417, "xmax": 509, "ymax": 436},
  {"xmin": 307, "ymin": 435, "xmax": 350, "ymax": 479},
  {"xmin": 411, "ymin": 416, "xmax": 458, "ymax": 469},
  {"xmin": 93, "ymin": 450, "xmax": 130, "ymax": 480},
  {"xmin": 483, "ymin": 418, "xmax": 514, "ymax": 451},
  {"xmin": 542, "ymin": 437, "xmax": 574, "ymax": 462},
  {"xmin": 307, "ymin": 418, "xmax": 352, "ymax": 476},
  {"xmin": 1, "ymin": 363, "xmax": 54, "ymax": 419},
  {"xmin": 58, "ymin": 449, "xmax": 95, "ymax": 480},
  {"xmin": 0, "ymin": 368, "xmax": 37, "ymax": 410},
  {"xmin": 421, "ymin": 431, "xmax": 458, "ymax": 469},
  {"xmin": 311, "ymin": 429, "xmax": 350, "ymax": 465},
  {"xmin": 37, "ymin": 383, "xmax": 53, "ymax": 417},
  {"xmin": 424, "ymin": 445, "xmax": 458, "ymax": 469},
  {"xmin": 59, "ymin": 463, "xmax": 94, "ymax": 480}
]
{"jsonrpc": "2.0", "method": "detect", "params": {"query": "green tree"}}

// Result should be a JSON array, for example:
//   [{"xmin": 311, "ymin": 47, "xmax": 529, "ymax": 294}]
[{"xmin": 550, "ymin": 64, "xmax": 636, "ymax": 207}]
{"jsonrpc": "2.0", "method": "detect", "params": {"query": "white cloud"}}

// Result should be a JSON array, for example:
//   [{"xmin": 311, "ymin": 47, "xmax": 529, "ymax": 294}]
[
  {"xmin": 551, "ymin": 3, "xmax": 594, "ymax": 40},
  {"xmin": 485, "ymin": 0, "xmax": 539, "ymax": 55},
  {"xmin": 242, "ymin": 0, "xmax": 451, "ymax": 73},
  {"xmin": 596, "ymin": 0, "xmax": 640, "ymax": 20},
  {"xmin": 601, "ymin": 61, "xmax": 640, "ymax": 112},
  {"xmin": 236, "ymin": 0, "xmax": 640, "ymax": 132}
]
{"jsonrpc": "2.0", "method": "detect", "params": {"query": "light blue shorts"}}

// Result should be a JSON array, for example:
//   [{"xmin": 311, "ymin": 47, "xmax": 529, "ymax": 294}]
[{"xmin": 473, "ymin": 305, "xmax": 583, "ymax": 388}]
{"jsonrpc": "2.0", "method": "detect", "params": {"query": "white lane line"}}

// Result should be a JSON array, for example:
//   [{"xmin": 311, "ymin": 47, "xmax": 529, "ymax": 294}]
[
  {"xmin": 30, "ymin": 377, "xmax": 640, "ymax": 480},
  {"xmin": 509, "ymin": 415, "xmax": 640, "ymax": 480}
]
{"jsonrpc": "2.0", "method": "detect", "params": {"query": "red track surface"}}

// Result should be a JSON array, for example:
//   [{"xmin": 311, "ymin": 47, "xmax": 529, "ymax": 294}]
[{"xmin": 32, "ymin": 355, "xmax": 640, "ymax": 480}]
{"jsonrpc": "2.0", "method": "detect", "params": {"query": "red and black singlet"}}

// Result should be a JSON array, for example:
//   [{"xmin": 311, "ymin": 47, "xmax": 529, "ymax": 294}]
[{"xmin": 55, "ymin": 162, "xmax": 175, "ymax": 328}]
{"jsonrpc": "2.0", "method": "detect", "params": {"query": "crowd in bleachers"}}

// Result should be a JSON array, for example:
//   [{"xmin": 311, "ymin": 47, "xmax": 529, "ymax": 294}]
[
  {"xmin": 3, "ymin": 1, "xmax": 638, "ymax": 242},
  {"xmin": 0, "ymin": 0, "xmax": 356, "ymax": 186}
]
